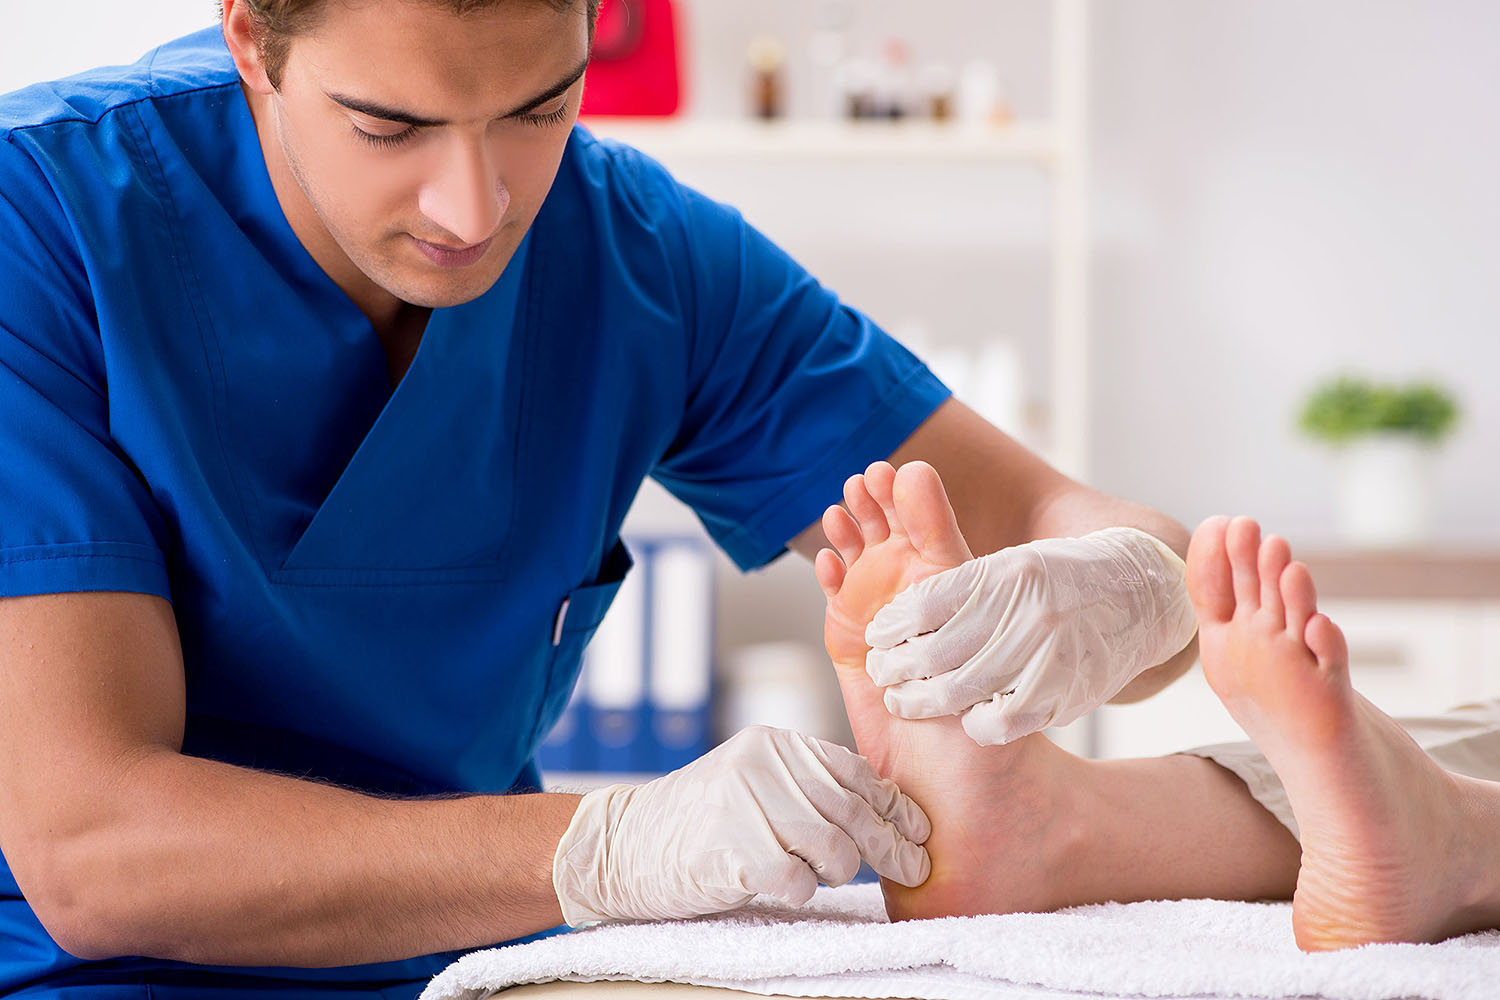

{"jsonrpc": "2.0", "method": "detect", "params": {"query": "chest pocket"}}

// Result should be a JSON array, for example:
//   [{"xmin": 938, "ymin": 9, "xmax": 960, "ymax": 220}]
[{"xmin": 527, "ymin": 539, "xmax": 634, "ymax": 751}]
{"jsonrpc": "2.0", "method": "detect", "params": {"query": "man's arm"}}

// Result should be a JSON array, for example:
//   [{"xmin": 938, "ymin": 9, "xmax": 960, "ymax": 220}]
[
  {"xmin": 0, "ymin": 590, "xmax": 579, "ymax": 967},
  {"xmin": 0, "ymin": 592, "xmax": 932, "ymax": 967},
  {"xmin": 789, "ymin": 398, "xmax": 1197, "ymax": 700}
]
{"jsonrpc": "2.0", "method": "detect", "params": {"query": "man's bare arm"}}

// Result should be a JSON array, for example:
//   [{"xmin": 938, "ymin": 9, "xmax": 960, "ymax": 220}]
[
  {"xmin": 0, "ymin": 591, "xmax": 580, "ymax": 967},
  {"xmin": 789, "ymin": 398, "xmax": 1198, "ymax": 699}
]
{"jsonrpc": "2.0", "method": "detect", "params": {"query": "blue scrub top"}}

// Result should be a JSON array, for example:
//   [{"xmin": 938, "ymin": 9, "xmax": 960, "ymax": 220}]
[{"xmin": 0, "ymin": 27, "xmax": 949, "ymax": 994}]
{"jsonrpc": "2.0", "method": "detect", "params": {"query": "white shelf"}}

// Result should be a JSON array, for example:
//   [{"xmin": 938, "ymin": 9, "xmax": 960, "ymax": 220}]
[
  {"xmin": 593, "ymin": 0, "xmax": 1090, "ymax": 485},
  {"xmin": 582, "ymin": 117, "xmax": 1063, "ymax": 168}
]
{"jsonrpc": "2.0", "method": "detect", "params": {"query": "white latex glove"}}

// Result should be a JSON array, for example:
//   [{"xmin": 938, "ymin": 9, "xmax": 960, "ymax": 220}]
[
  {"xmin": 864, "ymin": 526, "xmax": 1198, "ymax": 746},
  {"xmin": 551, "ymin": 726, "xmax": 931, "ymax": 926}
]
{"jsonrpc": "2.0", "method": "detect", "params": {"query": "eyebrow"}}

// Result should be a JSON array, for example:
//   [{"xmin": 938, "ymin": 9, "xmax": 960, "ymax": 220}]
[{"xmin": 327, "ymin": 57, "xmax": 590, "ymax": 128}]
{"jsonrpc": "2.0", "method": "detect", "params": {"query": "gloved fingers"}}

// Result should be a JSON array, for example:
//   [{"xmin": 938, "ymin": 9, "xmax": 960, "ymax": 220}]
[
  {"xmin": 864, "ymin": 558, "xmax": 987, "ymax": 650},
  {"xmin": 804, "ymin": 737, "xmax": 931, "ymax": 845},
  {"xmin": 790, "ymin": 826, "xmax": 863, "ymax": 887},
  {"xmin": 881, "ymin": 661, "xmax": 1004, "ymax": 719},
  {"xmin": 864, "ymin": 620, "xmax": 993, "ymax": 688},
  {"xmin": 959, "ymin": 695, "xmax": 1054, "ymax": 746},
  {"xmin": 743, "ymin": 855, "xmax": 822, "ymax": 908},
  {"xmin": 794, "ymin": 744, "xmax": 932, "ymax": 887},
  {"xmin": 857, "ymin": 821, "xmax": 932, "ymax": 887},
  {"xmin": 795, "ymin": 776, "xmax": 931, "ymax": 888}
]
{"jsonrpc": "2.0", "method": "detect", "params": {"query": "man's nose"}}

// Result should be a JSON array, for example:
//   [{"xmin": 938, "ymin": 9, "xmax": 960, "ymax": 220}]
[{"xmin": 417, "ymin": 137, "xmax": 509, "ymax": 247}]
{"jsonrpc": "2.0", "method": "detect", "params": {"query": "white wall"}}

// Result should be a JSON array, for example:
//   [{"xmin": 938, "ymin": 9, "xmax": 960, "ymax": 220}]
[
  {"xmin": 1, "ymin": 2, "xmax": 216, "ymax": 94},
  {"xmin": 1089, "ymin": 0, "xmax": 1500, "ymax": 546}
]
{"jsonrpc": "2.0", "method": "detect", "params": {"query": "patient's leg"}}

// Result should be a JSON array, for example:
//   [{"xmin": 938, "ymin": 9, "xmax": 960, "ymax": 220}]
[
  {"xmin": 1188, "ymin": 516, "xmax": 1500, "ymax": 949},
  {"xmin": 817, "ymin": 463, "xmax": 1302, "ymax": 920}
]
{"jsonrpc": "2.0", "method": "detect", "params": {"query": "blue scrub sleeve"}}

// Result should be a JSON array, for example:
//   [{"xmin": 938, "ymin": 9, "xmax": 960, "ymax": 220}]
[
  {"xmin": 642, "ymin": 160, "xmax": 950, "ymax": 571},
  {"xmin": 0, "ymin": 135, "xmax": 171, "ymax": 599}
]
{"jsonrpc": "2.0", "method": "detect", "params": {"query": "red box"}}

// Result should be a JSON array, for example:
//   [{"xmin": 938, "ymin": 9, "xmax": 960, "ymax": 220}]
[{"xmin": 581, "ymin": 0, "xmax": 684, "ymax": 118}]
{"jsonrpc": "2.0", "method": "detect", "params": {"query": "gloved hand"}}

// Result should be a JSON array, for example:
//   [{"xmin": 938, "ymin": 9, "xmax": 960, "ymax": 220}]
[
  {"xmin": 864, "ymin": 526, "xmax": 1198, "ymax": 746},
  {"xmin": 551, "ymin": 725, "xmax": 931, "ymax": 926}
]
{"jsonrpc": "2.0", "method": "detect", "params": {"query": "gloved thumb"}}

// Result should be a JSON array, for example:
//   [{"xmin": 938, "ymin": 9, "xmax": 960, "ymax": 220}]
[
  {"xmin": 960, "ymin": 696, "xmax": 1053, "ymax": 747},
  {"xmin": 864, "ymin": 557, "xmax": 986, "ymax": 650}
]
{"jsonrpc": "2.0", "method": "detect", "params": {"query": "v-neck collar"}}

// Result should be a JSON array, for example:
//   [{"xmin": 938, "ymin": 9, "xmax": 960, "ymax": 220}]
[
  {"xmin": 210, "ymin": 78, "xmax": 536, "ymax": 578},
  {"xmin": 275, "ymin": 232, "xmax": 533, "ymax": 575}
]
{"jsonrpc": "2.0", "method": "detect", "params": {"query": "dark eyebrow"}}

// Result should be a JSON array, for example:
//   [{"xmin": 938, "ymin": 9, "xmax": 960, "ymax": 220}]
[{"xmin": 326, "ymin": 57, "xmax": 590, "ymax": 128}]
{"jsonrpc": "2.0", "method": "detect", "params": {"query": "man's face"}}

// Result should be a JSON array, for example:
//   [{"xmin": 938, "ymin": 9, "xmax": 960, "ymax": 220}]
[{"xmin": 254, "ymin": 1, "xmax": 590, "ymax": 313}]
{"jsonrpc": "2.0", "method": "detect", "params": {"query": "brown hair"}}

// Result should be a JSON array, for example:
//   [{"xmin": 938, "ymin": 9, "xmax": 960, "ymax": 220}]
[{"xmin": 236, "ymin": 0, "xmax": 601, "ymax": 89}]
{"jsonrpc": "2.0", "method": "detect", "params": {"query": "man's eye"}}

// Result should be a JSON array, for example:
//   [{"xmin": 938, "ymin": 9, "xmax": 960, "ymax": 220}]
[
  {"xmin": 519, "ymin": 101, "xmax": 571, "ymax": 128},
  {"xmin": 353, "ymin": 124, "xmax": 419, "ymax": 149}
]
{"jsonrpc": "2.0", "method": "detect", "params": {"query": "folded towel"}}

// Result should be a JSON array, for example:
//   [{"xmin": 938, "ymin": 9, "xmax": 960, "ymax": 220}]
[{"xmin": 421, "ymin": 883, "xmax": 1500, "ymax": 1000}]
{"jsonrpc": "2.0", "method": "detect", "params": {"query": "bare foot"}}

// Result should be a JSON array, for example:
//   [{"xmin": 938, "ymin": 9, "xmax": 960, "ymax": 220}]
[
  {"xmin": 1188, "ymin": 515, "xmax": 1500, "ymax": 950},
  {"xmin": 816, "ymin": 462, "xmax": 1088, "ymax": 920}
]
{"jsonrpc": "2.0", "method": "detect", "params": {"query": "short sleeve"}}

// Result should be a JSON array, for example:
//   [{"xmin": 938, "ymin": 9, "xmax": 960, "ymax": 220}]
[
  {"xmin": 0, "ymin": 133, "xmax": 171, "ymax": 599},
  {"xmin": 644, "ymin": 164, "xmax": 950, "ymax": 570}
]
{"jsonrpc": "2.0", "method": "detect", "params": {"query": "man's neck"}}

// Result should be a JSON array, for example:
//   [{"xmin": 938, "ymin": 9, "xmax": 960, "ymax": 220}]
[{"xmin": 240, "ymin": 82, "xmax": 414, "ymax": 342}]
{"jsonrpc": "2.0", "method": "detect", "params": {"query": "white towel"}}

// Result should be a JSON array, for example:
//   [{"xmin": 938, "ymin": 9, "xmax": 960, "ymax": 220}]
[{"xmin": 421, "ymin": 883, "xmax": 1500, "ymax": 1000}]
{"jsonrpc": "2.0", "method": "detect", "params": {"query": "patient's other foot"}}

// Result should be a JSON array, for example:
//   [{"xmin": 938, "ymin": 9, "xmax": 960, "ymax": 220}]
[
  {"xmin": 816, "ymin": 462, "xmax": 1084, "ymax": 920},
  {"xmin": 1188, "ymin": 516, "xmax": 1500, "ymax": 950}
]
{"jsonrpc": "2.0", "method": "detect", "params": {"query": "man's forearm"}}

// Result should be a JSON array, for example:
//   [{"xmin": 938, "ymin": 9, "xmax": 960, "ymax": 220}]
[
  {"xmin": 1027, "ymin": 482, "xmax": 1189, "ymax": 563},
  {"xmin": 44, "ymin": 749, "xmax": 581, "ymax": 967}
]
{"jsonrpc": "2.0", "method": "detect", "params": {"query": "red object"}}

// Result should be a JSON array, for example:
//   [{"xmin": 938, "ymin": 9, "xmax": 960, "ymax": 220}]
[{"xmin": 580, "ymin": 0, "xmax": 683, "ymax": 117}]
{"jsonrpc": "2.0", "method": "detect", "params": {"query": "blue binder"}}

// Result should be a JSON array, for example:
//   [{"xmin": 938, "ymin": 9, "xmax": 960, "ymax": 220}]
[{"xmin": 538, "ymin": 534, "xmax": 716, "ymax": 776}]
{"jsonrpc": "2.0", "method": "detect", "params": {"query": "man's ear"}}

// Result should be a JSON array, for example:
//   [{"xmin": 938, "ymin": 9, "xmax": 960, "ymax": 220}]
[{"xmin": 222, "ymin": 0, "xmax": 276, "ymax": 96}]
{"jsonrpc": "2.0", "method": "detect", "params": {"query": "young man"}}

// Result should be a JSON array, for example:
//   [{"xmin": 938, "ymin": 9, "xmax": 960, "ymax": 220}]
[
  {"xmin": 819, "ymin": 461, "xmax": 1500, "ymax": 950},
  {"xmin": 0, "ymin": 1, "xmax": 1198, "ymax": 996}
]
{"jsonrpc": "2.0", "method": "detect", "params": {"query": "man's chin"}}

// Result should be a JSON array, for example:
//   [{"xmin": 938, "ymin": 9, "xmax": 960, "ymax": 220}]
[{"xmin": 379, "ymin": 268, "xmax": 504, "ymax": 310}]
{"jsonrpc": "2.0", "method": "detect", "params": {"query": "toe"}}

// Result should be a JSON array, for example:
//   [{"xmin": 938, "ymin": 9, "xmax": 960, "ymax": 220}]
[
  {"xmin": 815, "ymin": 548, "xmax": 847, "ymax": 598},
  {"xmin": 1258, "ymin": 535, "xmax": 1292, "ymax": 624},
  {"xmin": 1304, "ymin": 612, "xmax": 1349, "ymax": 677},
  {"xmin": 864, "ymin": 462, "xmax": 903, "ymax": 538},
  {"xmin": 843, "ymin": 474, "xmax": 890, "ymax": 546},
  {"xmin": 1225, "ymin": 516, "xmax": 1263, "ymax": 610},
  {"xmin": 1186, "ymin": 515, "xmax": 1236, "ymax": 623},
  {"xmin": 1281, "ymin": 560, "xmax": 1320, "ymax": 642},
  {"xmin": 823, "ymin": 504, "xmax": 865, "ymax": 566},
  {"xmin": 891, "ymin": 462, "xmax": 974, "ymax": 567}
]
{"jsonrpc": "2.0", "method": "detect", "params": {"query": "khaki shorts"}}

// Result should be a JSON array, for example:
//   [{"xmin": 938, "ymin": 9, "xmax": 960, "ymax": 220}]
[{"xmin": 1181, "ymin": 699, "xmax": 1500, "ymax": 840}]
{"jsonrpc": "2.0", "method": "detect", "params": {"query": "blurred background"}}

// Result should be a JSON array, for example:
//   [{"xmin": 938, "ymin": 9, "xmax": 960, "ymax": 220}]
[{"xmin": 9, "ymin": 0, "xmax": 1498, "ymax": 771}]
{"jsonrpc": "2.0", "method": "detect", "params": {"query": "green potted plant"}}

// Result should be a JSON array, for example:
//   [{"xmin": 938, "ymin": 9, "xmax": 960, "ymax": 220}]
[{"xmin": 1298, "ymin": 375, "xmax": 1461, "ymax": 546}]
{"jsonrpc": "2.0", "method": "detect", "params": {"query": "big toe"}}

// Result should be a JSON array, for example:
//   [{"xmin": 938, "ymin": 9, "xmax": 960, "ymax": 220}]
[
  {"xmin": 1187, "ymin": 515, "xmax": 1236, "ymax": 624},
  {"xmin": 891, "ymin": 462, "xmax": 973, "ymax": 567}
]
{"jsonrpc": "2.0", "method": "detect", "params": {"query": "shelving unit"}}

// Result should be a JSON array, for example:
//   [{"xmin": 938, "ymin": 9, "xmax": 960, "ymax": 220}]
[
  {"xmin": 584, "ymin": 118, "xmax": 1061, "ymax": 167},
  {"xmin": 586, "ymin": 0, "xmax": 1092, "ymax": 478},
  {"xmin": 568, "ymin": 0, "xmax": 1101, "ymax": 769}
]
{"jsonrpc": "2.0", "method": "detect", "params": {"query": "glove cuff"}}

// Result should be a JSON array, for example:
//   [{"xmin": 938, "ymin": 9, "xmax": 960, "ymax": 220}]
[
  {"xmin": 1095, "ymin": 526, "xmax": 1198, "ymax": 660},
  {"xmin": 551, "ymin": 783, "xmax": 633, "ymax": 927}
]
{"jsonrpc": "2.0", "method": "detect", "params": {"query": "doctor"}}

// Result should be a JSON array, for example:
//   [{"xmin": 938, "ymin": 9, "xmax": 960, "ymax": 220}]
[{"xmin": 0, "ymin": 1, "xmax": 1197, "ymax": 997}]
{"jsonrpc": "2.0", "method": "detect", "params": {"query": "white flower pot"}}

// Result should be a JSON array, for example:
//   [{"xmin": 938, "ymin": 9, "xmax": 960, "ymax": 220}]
[{"xmin": 1334, "ymin": 435, "xmax": 1436, "ymax": 548}]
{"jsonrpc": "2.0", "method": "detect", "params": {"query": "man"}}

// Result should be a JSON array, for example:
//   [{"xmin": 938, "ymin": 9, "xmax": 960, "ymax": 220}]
[{"xmin": 0, "ymin": 1, "xmax": 1198, "ymax": 996}]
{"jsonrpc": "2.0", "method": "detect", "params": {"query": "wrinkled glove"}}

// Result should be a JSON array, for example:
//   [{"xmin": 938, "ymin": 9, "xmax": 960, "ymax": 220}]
[
  {"xmin": 551, "ymin": 725, "xmax": 931, "ymax": 926},
  {"xmin": 864, "ymin": 526, "xmax": 1197, "ymax": 745}
]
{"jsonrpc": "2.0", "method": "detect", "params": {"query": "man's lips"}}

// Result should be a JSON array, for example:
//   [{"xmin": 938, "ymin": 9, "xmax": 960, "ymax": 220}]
[{"xmin": 412, "ymin": 234, "xmax": 493, "ymax": 269}]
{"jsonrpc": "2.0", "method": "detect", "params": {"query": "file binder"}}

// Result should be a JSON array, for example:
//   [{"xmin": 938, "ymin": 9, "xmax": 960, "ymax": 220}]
[{"xmin": 538, "ymin": 534, "xmax": 716, "ymax": 778}]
